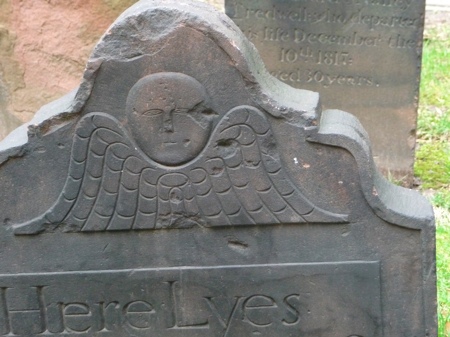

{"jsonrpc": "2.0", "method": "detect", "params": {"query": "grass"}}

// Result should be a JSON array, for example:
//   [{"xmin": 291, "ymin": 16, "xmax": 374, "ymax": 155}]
[
  {"xmin": 415, "ymin": 24, "xmax": 450, "ymax": 337},
  {"xmin": 415, "ymin": 142, "xmax": 450, "ymax": 189},
  {"xmin": 416, "ymin": 25, "xmax": 450, "ymax": 190},
  {"xmin": 437, "ymin": 212, "xmax": 450, "ymax": 337},
  {"xmin": 434, "ymin": 191, "xmax": 450, "ymax": 211}
]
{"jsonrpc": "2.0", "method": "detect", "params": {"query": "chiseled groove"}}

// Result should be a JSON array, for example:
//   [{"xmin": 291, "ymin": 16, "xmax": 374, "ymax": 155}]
[
  {"xmin": 101, "ymin": 145, "xmax": 130, "ymax": 231},
  {"xmin": 216, "ymin": 123, "xmax": 258, "ymax": 224},
  {"xmin": 244, "ymin": 114, "xmax": 306, "ymax": 222},
  {"xmin": 131, "ymin": 167, "xmax": 157, "ymax": 229},
  {"xmin": 67, "ymin": 125, "xmax": 116, "ymax": 229}
]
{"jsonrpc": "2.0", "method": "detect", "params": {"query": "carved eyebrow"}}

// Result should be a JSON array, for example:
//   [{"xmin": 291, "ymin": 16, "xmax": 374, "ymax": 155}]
[
  {"xmin": 139, "ymin": 108, "xmax": 164, "ymax": 115},
  {"xmin": 173, "ymin": 107, "xmax": 190, "ymax": 113}
]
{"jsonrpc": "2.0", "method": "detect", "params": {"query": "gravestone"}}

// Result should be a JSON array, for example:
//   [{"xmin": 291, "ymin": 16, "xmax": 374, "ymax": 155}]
[
  {"xmin": 0, "ymin": 1, "xmax": 436, "ymax": 336},
  {"xmin": 225, "ymin": 0, "xmax": 426, "ymax": 182}
]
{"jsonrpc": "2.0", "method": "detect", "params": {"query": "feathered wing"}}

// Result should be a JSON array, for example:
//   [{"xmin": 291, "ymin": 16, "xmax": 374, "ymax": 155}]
[
  {"xmin": 13, "ymin": 113, "xmax": 161, "ymax": 234},
  {"xmin": 190, "ymin": 106, "xmax": 348, "ymax": 227},
  {"xmin": 14, "ymin": 107, "xmax": 347, "ymax": 235}
]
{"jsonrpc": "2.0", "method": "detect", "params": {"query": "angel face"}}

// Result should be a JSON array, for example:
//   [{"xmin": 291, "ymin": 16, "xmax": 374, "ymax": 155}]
[{"xmin": 126, "ymin": 73, "xmax": 216, "ymax": 166}]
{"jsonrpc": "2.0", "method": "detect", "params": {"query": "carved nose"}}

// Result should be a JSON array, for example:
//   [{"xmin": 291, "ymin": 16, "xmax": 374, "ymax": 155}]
[{"xmin": 162, "ymin": 110, "xmax": 174, "ymax": 132}]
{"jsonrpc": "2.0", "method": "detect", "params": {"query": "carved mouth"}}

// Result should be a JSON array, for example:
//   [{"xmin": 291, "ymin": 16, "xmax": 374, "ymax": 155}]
[{"xmin": 164, "ymin": 141, "xmax": 178, "ymax": 145}]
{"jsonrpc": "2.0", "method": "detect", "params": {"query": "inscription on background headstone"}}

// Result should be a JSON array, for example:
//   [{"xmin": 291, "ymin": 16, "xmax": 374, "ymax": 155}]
[
  {"xmin": 225, "ymin": 0, "xmax": 425, "ymax": 180},
  {"xmin": 0, "ymin": 1, "xmax": 436, "ymax": 336}
]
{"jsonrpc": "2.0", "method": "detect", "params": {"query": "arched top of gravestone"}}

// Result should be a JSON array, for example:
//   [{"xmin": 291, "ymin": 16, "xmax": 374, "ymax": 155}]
[
  {"xmin": 0, "ymin": 3, "xmax": 436, "ymax": 335},
  {"xmin": 0, "ymin": 0, "xmax": 319, "ymax": 161},
  {"xmin": 72, "ymin": 0, "xmax": 321, "ymax": 125},
  {"xmin": 0, "ymin": 0, "xmax": 433, "ymax": 235}
]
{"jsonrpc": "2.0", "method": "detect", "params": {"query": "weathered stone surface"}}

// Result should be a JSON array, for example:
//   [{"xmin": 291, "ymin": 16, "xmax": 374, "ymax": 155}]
[
  {"xmin": 225, "ymin": 0, "xmax": 425, "ymax": 182},
  {"xmin": 0, "ymin": 0, "xmax": 140, "ymax": 138},
  {"xmin": 0, "ymin": 0, "xmax": 224, "ymax": 140},
  {"xmin": 0, "ymin": 1, "xmax": 435, "ymax": 336}
]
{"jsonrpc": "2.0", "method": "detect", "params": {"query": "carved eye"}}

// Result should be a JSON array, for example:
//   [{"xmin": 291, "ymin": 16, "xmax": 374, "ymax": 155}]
[
  {"xmin": 140, "ymin": 109, "xmax": 163, "ymax": 116},
  {"xmin": 201, "ymin": 108, "xmax": 216, "ymax": 116},
  {"xmin": 174, "ymin": 108, "xmax": 189, "ymax": 114}
]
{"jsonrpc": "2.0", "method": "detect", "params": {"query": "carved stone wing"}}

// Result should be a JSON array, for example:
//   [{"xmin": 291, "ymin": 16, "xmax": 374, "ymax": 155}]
[
  {"xmin": 189, "ymin": 106, "xmax": 348, "ymax": 226},
  {"xmin": 14, "ymin": 108, "xmax": 347, "ymax": 235},
  {"xmin": 13, "ymin": 113, "xmax": 161, "ymax": 234}
]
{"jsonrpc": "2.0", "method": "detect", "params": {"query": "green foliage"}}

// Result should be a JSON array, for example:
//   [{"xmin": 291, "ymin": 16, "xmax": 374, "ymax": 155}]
[
  {"xmin": 417, "ymin": 106, "xmax": 450, "ymax": 142},
  {"xmin": 434, "ymin": 191, "xmax": 450, "ymax": 211},
  {"xmin": 420, "ymin": 27, "xmax": 450, "ymax": 109},
  {"xmin": 417, "ymin": 24, "xmax": 450, "ymax": 337},
  {"xmin": 436, "ymin": 211, "xmax": 450, "ymax": 337},
  {"xmin": 415, "ymin": 25, "xmax": 450, "ymax": 193},
  {"xmin": 415, "ymin": 142, "xmax": 450, "ymax": 189}
]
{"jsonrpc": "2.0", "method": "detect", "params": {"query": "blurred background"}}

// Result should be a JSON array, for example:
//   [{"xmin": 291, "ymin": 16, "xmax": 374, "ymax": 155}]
[
  {"xmin": 0, "ymin": 0, "xmax": 446, "ymax": 139},
  {"xmin": 0, "ymin": 0, "xmax": 219, "ymax": 140}
]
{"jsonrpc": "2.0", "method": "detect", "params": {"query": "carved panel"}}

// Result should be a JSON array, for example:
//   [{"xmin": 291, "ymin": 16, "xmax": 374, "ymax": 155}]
[{"xmin": 14, "ymin": 73, "xmax": 347, "ymax": 234}]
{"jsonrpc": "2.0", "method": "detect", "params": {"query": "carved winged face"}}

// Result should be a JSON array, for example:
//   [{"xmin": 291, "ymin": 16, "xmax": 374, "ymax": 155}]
[{"xmin": 126, "ymin": 73, "xmax": 216, "ymax": 166}]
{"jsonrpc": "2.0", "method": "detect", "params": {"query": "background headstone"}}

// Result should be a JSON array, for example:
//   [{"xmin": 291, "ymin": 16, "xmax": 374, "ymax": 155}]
[
  {"xmin": 0, "ymin": 1, "xmax": 436, "ymax": 336},
  {"xmin": 225, "ymin": 0, "xmax": 426, "ymax": 182}
]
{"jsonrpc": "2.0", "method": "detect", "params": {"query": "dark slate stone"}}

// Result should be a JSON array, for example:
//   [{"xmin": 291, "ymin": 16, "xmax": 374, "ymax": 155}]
[
  {"xmin": 0, "ymin": 1, "xmax": 435, "ymax": 336},
  {"xmin": 225, "ymin": 0, "xmax": 425, "ymax": 182}
]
